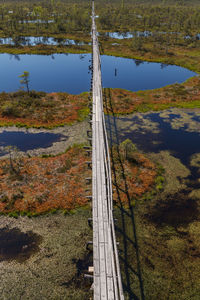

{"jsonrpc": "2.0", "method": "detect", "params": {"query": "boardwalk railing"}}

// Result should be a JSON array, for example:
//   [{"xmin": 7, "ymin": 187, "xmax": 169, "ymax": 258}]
[{"xmin": 91, "ymin": 2, "xmax": 124, "ymax": 299}]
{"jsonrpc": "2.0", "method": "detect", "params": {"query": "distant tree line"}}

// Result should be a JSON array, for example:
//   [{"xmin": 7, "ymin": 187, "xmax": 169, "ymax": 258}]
[
  {"xmin": 0, "ymin": 0, "xmax": 91, "ymax": 36},
  {"xmin": 0, "ymin": 0, "xmax": 199, "ymax": 42},
  {"xmin": 96, "ymin": 2, "xmax": 200, "ymax": 35}
]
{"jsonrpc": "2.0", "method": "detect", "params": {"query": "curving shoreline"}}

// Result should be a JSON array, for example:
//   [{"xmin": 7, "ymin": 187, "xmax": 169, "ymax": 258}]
[
  {"xmin": 0, "ymin": 35, "xmax": 200, "ymax": 74},
  {"xmin": 0, "ymin": 121, "xmax": 89, "ymax": 159}
]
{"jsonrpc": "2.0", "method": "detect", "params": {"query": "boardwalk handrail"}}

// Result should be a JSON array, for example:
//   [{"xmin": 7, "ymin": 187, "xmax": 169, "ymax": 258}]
[{"xmin": 91, "ymin": 1, "xmax": 124, "ymax": 299}]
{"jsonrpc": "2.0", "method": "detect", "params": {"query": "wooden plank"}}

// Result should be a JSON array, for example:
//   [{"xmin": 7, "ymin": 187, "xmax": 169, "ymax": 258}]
[{"xmin": 91, "ymin": 2, "xmax": 124, "ymax": 299}]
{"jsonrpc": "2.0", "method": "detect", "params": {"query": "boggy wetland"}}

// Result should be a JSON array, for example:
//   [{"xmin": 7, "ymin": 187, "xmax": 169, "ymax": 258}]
[{"xmin": 0, "ymin": 0, "xmax": 200, "ymax": 299}]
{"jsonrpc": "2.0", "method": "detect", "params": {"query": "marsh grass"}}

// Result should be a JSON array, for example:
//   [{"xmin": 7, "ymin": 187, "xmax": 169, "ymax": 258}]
[
  {"xmin": 113, "ymin": 149, "xmax": 200, "ymax": 300},
  {"xmin": 0, "ymin": 44, "xmax": 90, "ymax": 55},
  {"xmin": 0, "ymin": 211, "xmax": 93, "ymax": 299},
  {"xmin": 0, "ymin": 90, "xmax": 89, "ymax": 128},
  {"xmin": 105, "ymin": 87, "xmax": 200, "ymax": 298},
  {"xmin": 103, "ymin": 77, "xmax": 200, "ymax": 116}
]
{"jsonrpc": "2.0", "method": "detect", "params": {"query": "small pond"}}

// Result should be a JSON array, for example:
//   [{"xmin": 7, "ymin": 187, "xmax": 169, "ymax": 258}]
[
  {"xmin": 0, "ymin": 122, "xmax": 87, "ymax": 157},
  {"xmin": 0, "ymin": 53, "xmax": 196, "ymax": 94},
  {"xmin": 106, "ymin": 108, "xmax": 200, "ymax": 183},
  {"xmin": 0, "ymin": 227, "xmax": 42, "ymax": 262},
  {"xmin": 112, "ymin": 109, "xmax": 200, "ymax": 164},
  {"xmin": 101, "ymin": 31, "xmax": 151, "ymax": 39},
  {"xmin": 19, "ymin": 19, "xmax": 54, "ymax": 24},
  {"xmin": 103, "ymin": 31, "xmax": 200, "ymax": 40},
  {"xmin": 0, "ymin": 130, "xmax": 63, "ymax": 153},
  {"xmin": 107, "ymin": 108, "xmax": 200, "ymax": 231},
  {"xmin": 0, "ymin": 36, "xmax": 89, "ymax": 46}
]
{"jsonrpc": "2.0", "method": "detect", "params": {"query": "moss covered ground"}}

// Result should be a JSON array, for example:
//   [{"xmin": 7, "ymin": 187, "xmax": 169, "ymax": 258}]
[
  {"xmin": 114, "ymin": 148, "xmax": 200, "ymax": 300},
  {"xmin": 0, "ymin": 210, "xmax": 93, "ymax": 300},
  {"xmin": 104, "ymin": 76, "xmax": 200, "ymax": 115},
  {"xmin": 0, "ymin": 90, "xmax": 89, "ymax": 128}
]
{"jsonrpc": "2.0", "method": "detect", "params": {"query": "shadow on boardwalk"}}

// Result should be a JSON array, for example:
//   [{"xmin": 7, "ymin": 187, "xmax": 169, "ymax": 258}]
[{"xmin": 104, "ymin": 88, "xmax": 145, "ymax": 300}]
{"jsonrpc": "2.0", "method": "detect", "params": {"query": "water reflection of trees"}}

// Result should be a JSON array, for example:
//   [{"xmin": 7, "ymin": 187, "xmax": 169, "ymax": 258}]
[
  {"xmin": 79, "ymin": 54, "xmax": 86, "ymax": 60},
  {"xmin": 134, "ymin": 59, "xmax": 144, "ymax": 67},
  {"xmin": 53, "ymin": 37, "xmax": 66, "ymax": 46},
  {"xmin": 0, "ymin": 35, "xmax": 88, "ymax": 47},
  {"xmin": 160, "ymin": 63, "xmax": 169, "ymax": 69},
  {"xmin": 9, "ymin": 54, "xmax": 20, "ymax": 61}
]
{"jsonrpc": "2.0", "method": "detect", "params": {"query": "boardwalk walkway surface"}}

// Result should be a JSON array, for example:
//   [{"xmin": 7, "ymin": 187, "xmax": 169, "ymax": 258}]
[{"xmin": 91, "ymin": 2, "xmax": 124, "ymax": 299}]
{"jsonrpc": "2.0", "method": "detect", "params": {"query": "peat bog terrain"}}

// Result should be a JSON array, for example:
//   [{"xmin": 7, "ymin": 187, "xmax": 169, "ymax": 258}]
[{"xmin": 0, "ymin": 0, "xmax": 200, "ymax": 299}]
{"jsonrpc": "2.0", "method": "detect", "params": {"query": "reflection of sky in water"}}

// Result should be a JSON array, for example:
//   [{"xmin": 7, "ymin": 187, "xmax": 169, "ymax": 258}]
[
  {"xmin": 100, "ymin": 31, "xmax": 152, "ymax": 39},
  {"xmin": 0, "ymin": 36, "xmax": 88, "ymax": 46},
  {"xmin": 101, "ymin": 31, "xmax": 200, "ymax": 40},
  {"xmin": 19, "ymin": 20, "xmax": 54, "ymax": 24},
  {"xmin": 101, "ymin": 55, "xmax": 196, "ymax": 91},
  {"xmin": 0, "ymin": 53, "xmax": 196, "ymax": 93},
  {"xmin": 110, "ymin": 109, "xmax": 200, "ymax": 166},
  {"xmin": 0, "ymin": 131, "xmax": 63, "ymax": 153}
]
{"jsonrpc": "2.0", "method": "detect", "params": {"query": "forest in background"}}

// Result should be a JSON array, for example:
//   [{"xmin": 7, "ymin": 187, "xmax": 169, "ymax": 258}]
[
  {"xmin": 0, "ymin": 0, "xmax": 199, "ymax": 36},
  {"xmin": 0, "ymin": 1, "xmax": 199, "ymax": 299}
]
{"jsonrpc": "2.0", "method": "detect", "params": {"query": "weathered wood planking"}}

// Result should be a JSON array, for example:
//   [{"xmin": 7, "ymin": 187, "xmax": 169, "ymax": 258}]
[{"xmin": 91, "ymin": 1, "xmax": 124, "ymax": 299}]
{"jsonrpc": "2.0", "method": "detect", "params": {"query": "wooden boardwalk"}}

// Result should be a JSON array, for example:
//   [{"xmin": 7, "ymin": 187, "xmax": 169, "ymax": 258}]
[{"xmin": 91, "ymin": 2, "xmax": 124, "ymax": 299}]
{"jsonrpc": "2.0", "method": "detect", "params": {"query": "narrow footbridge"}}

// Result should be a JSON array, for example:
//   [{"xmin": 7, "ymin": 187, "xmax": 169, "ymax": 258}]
[{"xmin": 89, "ymin": 2, "xmax": 124, "ymax": 299}]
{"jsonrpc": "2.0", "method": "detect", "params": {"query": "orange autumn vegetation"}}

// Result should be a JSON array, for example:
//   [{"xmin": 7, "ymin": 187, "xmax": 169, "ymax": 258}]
[
  {"xmin": 104, "ymin": 76, "xmax": 200, "ymax": 114},
  {"xmin": 0, "ymin": 143, "xmax": 157, "ymax": 215},
  {"xmin": 112, "ymin": 146, "xmax": 157, "ymax": 204},
  {"xmin": 0, "ymin": 90, "xmax": 89, "ymax": 128},
  {"xmin": 0, "ymin": 147, "xmax": 90, "ymax": 214}
]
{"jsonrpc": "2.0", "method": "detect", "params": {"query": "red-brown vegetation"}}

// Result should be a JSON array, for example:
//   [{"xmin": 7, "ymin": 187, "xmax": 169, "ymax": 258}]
[
  {"xmin": 0, "ymin": 147, "xmax": 90, "ymax": 214},
  {"xmin": 105, "ymin": 76, "xmax": 200, "ymax": 114},
  {"xmin": 0, "ymin": 91, "xmax": 89, "ymax": 128},
  {"xmin": 0, "ymin": 143, "xmax": 157, "ymax": 215},
  {"xmin": 112, "ymin": 144, "xmax": 157, "ymax": 204}
]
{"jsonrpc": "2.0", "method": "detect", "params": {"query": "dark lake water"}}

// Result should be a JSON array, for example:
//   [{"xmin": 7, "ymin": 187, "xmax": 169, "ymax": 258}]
[
  {"xmin": 114, "ymin": 111, "xmax": 200, "ymax": 166},
  {"xmin": 0, "ymin": 53, "xmax": 196, "ymax": 94},
  {"xmin": 107, "ymin": 109, "xmax": 200, "ymax": 184},
  {"xmin": 0, "ymin": 131, "xmax": 62, "ymax": 153}
]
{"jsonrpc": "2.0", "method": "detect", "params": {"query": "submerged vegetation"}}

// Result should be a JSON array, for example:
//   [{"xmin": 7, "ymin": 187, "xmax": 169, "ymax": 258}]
[
  {"xmin": 0, "ymin": 211, "xmax": 92, "ymax": 299},
  {"xmin": 111, "ymin": 135, "xmax": 200, "ymax": 299},
  {"xmin": 116, "ymin": 198, "xmax": 200, "ymax": 299}
]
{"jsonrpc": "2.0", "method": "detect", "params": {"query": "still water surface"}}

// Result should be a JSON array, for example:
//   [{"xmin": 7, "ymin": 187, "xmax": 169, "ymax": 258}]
[
  {"xmin": 0, "ymin": 53, "xmax": 196, "ymax": 94},
  {"xmin": 0, "ymin": 131, "xmax": 62, "ymax": 153},
  {"xmin": 0, "ymin": 36, "xmax": 88, "ymax": 46},
  {"xmin": 103, "ymin": 32, "xmax": 200, "ymax": 39},
  {"xmin": 113, "ymin": 110, "xmax": 200, "ymax": 166}
]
